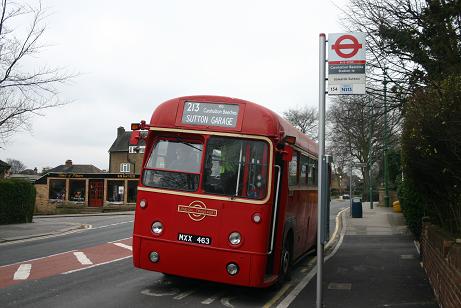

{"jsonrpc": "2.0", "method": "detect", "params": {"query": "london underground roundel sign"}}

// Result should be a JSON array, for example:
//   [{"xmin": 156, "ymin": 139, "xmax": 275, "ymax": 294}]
[
  {"xmin": 328, "ymin": 32, "xmax": 366, "ymax": 95},
  {"xmin": 331, "ymin": 34, "xmax": 363, "ymax": 59},
  {"xmin": 329, "ymin": 32, "xmax": 366, "ymax": 64}
]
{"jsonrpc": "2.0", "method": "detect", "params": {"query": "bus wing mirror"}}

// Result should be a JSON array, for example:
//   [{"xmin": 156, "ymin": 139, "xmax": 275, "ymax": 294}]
[
  {"xmin": 130, "ymin": 130, "xmax": 141, "ymax": 145},
  {"xmin": 281, "ymin": 146, "xmax": 293, "ymax": 161}
]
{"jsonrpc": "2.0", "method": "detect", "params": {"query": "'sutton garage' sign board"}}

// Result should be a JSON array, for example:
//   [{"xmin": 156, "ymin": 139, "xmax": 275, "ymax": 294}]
[
  {"xmin": 181, "ymin": 102, "xmax": 240, "ymax": 128},
  {"xmin": 328, "ymin": 33, "xmax": 366, "ymax": 95}
]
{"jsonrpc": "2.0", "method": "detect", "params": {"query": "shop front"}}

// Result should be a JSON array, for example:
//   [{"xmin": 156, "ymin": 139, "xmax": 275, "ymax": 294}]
[{"xmin": 35, "ymin": 173, "xmax": 139, "ymax": 214}]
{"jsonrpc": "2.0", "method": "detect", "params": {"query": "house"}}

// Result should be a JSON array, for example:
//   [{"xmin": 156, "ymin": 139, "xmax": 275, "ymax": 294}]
[
  {"xmin": 0, "ymin": 160, "xmax": 11, "ymax": 179},
  {"xmin": 108, "ymin": 126, "xmax": 146, "ymax": 174}
]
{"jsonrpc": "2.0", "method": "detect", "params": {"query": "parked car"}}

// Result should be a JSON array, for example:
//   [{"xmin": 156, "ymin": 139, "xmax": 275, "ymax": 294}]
[{"xmin": 342, "ymin": 194, "xmax": 350, "ymax": 200}]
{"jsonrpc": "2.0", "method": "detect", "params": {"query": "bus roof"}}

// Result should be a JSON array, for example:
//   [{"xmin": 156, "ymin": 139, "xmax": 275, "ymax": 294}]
[{"xmin": 149, "ymin": 95, "xmax": 318, "ymax": 156}]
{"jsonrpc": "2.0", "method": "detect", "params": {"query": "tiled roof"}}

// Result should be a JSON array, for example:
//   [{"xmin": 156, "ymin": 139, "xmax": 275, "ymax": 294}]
[{"xmin": 0, "ymin": 160, "xmax": 10, "ymax": 168}]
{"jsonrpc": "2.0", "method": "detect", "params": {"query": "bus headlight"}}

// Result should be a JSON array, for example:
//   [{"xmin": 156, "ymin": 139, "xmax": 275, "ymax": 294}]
[
  {"xmin": 151, "ymin": 221, "xmax": 163, "ymax": 235},
  {"xmin": 228, "ymin": 232, "xmax": 241, "ymax": 245},
  {"xmin": 139, "ymin": 199, "xmax": 147, "ymax": 208},
  {"xmin": 226, "ymin": 263, "xmax": 239, "ymax": 275}
]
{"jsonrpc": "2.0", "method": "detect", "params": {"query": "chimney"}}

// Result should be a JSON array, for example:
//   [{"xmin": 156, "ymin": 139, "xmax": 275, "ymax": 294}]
[
  {"xmin": 65, "ymin": 160, "xmax": 72, "ymax": 167},
  {"xmin": 117, "ymin": 126, "xmax": 125, "ymax": 137}
]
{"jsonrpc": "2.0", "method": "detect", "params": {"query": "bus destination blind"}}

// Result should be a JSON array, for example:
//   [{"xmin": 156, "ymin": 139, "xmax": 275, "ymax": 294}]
[{"xmin": 181, "ymin": 102, "xmax": 239, "ymax": 128}]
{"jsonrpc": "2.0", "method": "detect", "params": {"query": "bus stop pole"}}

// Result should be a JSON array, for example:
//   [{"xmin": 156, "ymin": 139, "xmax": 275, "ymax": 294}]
[{"xmin": 316, "ymin": 33, "xmax": 326, "ymax": 308}]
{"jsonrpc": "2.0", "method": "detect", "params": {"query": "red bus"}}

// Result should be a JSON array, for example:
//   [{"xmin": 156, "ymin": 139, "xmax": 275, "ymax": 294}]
[{"xmin": 131, "ymin": 95, "xmax": 318, "ymax": 287}]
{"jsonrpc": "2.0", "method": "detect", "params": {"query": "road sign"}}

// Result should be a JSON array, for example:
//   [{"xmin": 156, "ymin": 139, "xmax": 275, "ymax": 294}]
[{"xmin": 328, "ymin": 33, "xmax": 366, "ymax": 95}]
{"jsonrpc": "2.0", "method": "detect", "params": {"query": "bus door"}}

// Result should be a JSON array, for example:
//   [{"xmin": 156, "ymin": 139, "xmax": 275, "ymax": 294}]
[{"xmin": 265, "ymin": 143, "xmax": 292, "ymax": 275}]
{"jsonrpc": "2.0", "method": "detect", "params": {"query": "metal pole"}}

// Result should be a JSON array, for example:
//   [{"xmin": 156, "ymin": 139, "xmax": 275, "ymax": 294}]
[
  {"xmin": 383, "ymin": 68, "xmax": 390, "ymax": 207},
  {"xmin": 316, "ymin": 33, "xmax": 326, "ymax": 308}
]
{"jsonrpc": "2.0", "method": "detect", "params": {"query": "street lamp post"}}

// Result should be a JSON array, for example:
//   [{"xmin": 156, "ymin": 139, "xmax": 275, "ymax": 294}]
[
  {"xmin": 383, "ymin": 68, "xmax": 390, "ymax": 207},
  {"xmin": 368, "ymin": 97, "xmax": 374, "ymax": 209}
]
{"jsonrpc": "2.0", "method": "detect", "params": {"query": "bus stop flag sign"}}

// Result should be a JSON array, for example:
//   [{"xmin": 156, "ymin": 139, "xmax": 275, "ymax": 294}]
[{"xmin": 328, "ymin": 33, "xmax": 366, "ymax": 95}]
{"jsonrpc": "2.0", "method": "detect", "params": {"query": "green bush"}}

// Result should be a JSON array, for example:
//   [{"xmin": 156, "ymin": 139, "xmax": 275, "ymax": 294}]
[
  {"xmin": 0, "ymin": 179, "xmax": 36, "ymax": 224},
  {"xmin": 399, "ymin": 178, "xmax": 425, "ymax": 239}
]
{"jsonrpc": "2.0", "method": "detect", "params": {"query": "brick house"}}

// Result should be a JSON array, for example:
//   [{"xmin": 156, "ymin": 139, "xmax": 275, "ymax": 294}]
[{"xmin": 108, "ymin": 126, "xmax": 146, "ymax": 174}]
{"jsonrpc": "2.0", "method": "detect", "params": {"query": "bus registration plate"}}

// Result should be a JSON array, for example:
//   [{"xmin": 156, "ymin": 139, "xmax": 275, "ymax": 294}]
[{"xmin": 178, "ymin": 233, "xmax": 212, "ymax": 245}]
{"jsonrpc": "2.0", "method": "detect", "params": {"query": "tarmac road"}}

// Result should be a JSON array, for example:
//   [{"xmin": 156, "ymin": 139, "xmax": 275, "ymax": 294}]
[{"xmin": 0, "ymin": 201, "xmax": 346, "ymax": 308}]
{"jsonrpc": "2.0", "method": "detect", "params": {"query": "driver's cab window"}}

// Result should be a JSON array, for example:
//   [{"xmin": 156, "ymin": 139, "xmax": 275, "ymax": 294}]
[{"xmin": 143, "ymin": 138, "xmax": 203, "ymax": 192}]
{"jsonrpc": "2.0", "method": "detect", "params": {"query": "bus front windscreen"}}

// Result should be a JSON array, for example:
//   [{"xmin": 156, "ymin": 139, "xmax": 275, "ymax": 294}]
[
  {"xmin": 142, "ymin": 136, "xmax": 269, "ymax": 199},
  {"xmin": 143, "ymin": 139, "xmax": 203, "ymax": 191}
]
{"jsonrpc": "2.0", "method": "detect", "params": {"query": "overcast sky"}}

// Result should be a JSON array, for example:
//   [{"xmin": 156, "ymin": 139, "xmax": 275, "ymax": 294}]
[{"xmin": 2, "ymin": 0, "xmax": 348, "ymax": 171}]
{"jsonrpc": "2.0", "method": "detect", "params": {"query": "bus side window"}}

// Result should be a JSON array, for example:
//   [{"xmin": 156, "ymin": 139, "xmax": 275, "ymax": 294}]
[
  {"xmin": 288, "ymin": 150, "xmax": 298, "ymax": 186},
  {"xmin": 300, "ymin": 154, "xmax": 308, "ymax": 185},
  {"xmin": 307, "ymin": 157, "xmax": 317, "ymax": 186}
]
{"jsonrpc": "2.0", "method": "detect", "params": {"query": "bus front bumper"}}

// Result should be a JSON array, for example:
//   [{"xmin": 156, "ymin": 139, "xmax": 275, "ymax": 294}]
[{"xmin": 133, "ymin": 235, "xmax": 269, "ymax": 287}]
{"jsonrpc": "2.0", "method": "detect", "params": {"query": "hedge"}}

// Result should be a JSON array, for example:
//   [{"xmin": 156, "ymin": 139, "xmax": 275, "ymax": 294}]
[
  {"xmin": 401, "ymin": 76, "xmax": 461, "ymax": 236},
  {"xmin": 0, "ymin": 179, "xmax": 36, "ymax": 224}
]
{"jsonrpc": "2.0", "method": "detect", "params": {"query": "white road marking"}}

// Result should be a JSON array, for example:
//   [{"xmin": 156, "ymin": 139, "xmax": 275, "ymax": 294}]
[
  {"xmin": 90, "ymin": 221, "xmax": 134, "ymax": 230},
  {"xmin": 73, "ymin": 252, "xmax": 93, "ymax": 265},
  {"xmin": 221, "ymin": 297, "xmax": 235, "ymax": 308},
  {"xmin": 62, "ymin": 256, "xmax": 131, "ymax": 274},
  {"xmin": 141, "ymin": 288, "xmax": 180, "ymax": 297},
  {"xmin": 108, "ymin": 237, "xmax": 132, "ymax": 243},
  {"xmin": 275, "ymin": 207, "xmax": 348, "ymax": 308},
  {"xmin": 112, "ymin": 242, "xmax": 132, "ymax": 251},
  {"xmin": 13, "ymin": 264, "xmax": 32, "ymax": 280},
  {"xmin": 201, "ymin": 292, "xmax": 225, "ymax": 304},
  {"xmin": 262, "ymin": 284, "xmax": 291, "ymax": 308},
  {"xmin": 173, "ymin": 289, "xmax": 196, "ymax": 300}
]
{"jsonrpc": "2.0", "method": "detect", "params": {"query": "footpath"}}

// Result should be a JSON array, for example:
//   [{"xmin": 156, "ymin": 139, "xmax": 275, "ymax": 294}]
[{"xmin": 284, "ymin": 203, "xmax": 438, "ymax": 308}]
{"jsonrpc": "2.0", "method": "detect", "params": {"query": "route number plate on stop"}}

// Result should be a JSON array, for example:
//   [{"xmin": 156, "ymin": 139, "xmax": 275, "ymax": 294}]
[{"xmin": 178, "ymin": 233, "xmax": 212, "ymax": 245}]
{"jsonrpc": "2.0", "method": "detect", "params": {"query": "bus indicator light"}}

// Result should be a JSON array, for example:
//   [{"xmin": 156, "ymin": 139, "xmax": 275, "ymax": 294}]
[
  {"xmin": 139, "ymin": 199, "xmax": 147, "ymax": 208},
  {"xmin": 252, "ymin": 213, "xmax": 261, "ymax": 223}
]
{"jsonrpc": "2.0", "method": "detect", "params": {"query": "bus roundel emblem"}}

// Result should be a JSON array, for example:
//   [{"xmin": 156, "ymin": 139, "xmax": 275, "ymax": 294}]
[{"xmin": 177, "ymin": 200, "xmax": 218, "ymax": 221}]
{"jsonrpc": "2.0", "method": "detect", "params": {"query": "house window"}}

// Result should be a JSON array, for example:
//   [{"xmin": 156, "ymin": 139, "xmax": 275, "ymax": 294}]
[
  {"xmin": 49, "ymin": 179, "xmax": 66, "ymax": 200},
  {"xmin": 127, "ymin": 180, "xmax": 138, "ymax": 203},
  {"xmin": 120, "ymin": 163, "xmax": 131, "ymax": 173},
  {"xmin": 69, "ymin": 180, "xmax": 86, "ymax": 202},
  {"xmin": 129, "ymin": 146, "xmax": 145, "ymax": 154},
  {"xmin": 107, "ymin": 180, "xmax": 125, "ymax": 202}
]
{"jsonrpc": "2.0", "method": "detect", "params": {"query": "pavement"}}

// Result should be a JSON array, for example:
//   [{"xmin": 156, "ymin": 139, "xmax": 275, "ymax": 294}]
[
  {"xmin": 0, "ymin": 212, "xmax": 133, "ymax": 243},
  {"xmin": 0, "ymin": 205, "xmax": 439, "ymax": 307},
  {"xmin": 284, "ymin": 203, "xmax": 438, "ymax": 308}
]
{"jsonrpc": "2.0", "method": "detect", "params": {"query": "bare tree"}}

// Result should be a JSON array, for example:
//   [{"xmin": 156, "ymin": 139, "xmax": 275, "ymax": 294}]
[
  {"xmin": 0, "ymin": 0, "xmax": 73, "ymax": 146},
  {"xmin": 327, "ymin": 94, "xmax": 400, "ymax": 194},
  {"xmin": 283, "ymin": 106, "xmax": 318, "ymax": 140},
  {"xmin": 6, "ymin": 158, "xmax": 25, "ymax": 173}
]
